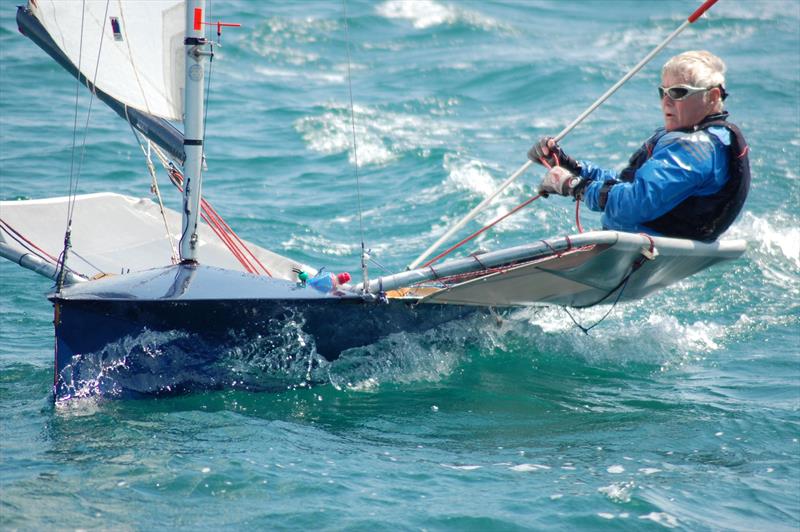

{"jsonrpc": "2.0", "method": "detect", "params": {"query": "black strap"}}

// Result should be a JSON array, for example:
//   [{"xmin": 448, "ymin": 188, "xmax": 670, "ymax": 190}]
[{"xmin": 598, "ymin": 179, "xmax": 619, "ymax": 210}]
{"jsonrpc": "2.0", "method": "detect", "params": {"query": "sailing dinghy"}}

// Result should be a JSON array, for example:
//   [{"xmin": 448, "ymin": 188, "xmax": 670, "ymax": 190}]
[{"xmin": 3, "ymin": 0, "xmax": 745, "ymax": 399}]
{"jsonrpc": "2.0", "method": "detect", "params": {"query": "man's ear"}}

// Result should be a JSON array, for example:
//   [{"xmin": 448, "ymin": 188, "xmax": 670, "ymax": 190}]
[{"xmin": 707, "ymin": 86, "xmax": 722, "ymax": 107}]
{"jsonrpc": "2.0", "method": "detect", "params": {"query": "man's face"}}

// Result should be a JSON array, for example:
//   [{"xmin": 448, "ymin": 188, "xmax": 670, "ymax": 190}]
[{"xmin": 660, "ymin": 71, "xmax": 714, "ymax": 132}]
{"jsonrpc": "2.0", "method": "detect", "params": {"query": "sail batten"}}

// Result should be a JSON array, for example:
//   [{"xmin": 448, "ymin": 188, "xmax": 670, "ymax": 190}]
[{"xmin": 16, "ymin": 2, "xmax": 186, "ymax": 163}]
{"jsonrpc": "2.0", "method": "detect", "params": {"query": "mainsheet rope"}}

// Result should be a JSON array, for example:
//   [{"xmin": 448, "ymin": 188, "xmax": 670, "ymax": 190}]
[{"xmin": 422, "ymin": 155, "xmax": 584, "ymax": 268}]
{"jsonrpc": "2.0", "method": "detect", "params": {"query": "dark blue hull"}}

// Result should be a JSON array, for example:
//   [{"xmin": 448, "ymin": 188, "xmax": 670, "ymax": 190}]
[{"xmin": 50, "ymin": 264, "xmax": 477, "ymax": 399}]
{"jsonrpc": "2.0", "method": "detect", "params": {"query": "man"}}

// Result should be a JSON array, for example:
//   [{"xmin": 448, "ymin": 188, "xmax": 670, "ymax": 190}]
[{"xmin": 529, "ymin": 50, "xmax": 750, "ymax": 242}]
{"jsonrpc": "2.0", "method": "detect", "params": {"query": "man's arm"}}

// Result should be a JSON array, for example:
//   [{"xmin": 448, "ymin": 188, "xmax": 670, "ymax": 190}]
[
  {"xmin": 582, "ymin": 133, "xmax": 722, "ymax": 224},
  {"xmin": 578, "ymin": 161, "xmax": 620, "ymax": 185}
]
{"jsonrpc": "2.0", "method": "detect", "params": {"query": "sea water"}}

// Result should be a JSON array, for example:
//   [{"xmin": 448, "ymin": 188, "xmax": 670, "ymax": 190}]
[{"xmin": 1, "ymin": 1, "xmax": 798, "ymax": 529}]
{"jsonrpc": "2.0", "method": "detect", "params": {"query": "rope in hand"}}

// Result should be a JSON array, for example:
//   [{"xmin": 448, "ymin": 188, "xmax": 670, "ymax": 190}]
[
  {"xmin": 537, "ymin": 151, "xmax": 584, "ymax": 234},
  {"xmin": 421, "ymin": 149, "xmax": 587, "ymax": 268}
]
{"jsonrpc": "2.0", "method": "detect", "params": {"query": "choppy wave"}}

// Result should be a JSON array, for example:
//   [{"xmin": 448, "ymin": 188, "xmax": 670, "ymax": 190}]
[
  {"xmin": 248, "ymin": 15, "xmax": 339, "ymax": 66},
  {"xmin": 295, "ymin": 100, "xmax": 461, "ymax": 165},
  {"xmin": 375, "ymin": 0, "xmax": 510, "ymax": 32},
  {"xmin": 729, "ymin": 212, "xmax": 800, "ymax": 295}
]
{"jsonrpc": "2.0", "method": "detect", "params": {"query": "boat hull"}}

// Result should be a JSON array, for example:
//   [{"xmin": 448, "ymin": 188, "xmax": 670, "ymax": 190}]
[{"xmin": 49, "ymin": 264, "xmax": 476, "ymax": 399}]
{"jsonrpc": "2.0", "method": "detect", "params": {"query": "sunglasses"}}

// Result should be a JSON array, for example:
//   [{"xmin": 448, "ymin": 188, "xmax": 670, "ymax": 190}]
[{"xmin": 658, "ymin": 84, "xmax": 711, "ymax": 101}]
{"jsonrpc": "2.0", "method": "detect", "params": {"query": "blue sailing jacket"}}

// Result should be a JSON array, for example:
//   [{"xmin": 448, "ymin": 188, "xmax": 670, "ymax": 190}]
[{"xmin": 579, "ymin": 125, "xmax": 732, "ymax": 236}]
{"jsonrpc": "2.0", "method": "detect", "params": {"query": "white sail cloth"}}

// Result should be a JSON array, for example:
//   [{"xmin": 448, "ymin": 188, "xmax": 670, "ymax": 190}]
[
  {"xmin": 30, "ymin": 0, "xmax": 185, "ymax": 121},
  {"xmin": 0, "ymin": 193, "xmax": 314, "ymax": 282}
]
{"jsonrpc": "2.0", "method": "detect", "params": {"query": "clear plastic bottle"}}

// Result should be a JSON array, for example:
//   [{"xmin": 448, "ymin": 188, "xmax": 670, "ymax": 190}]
[{"xmin": 307, "ymin": 271, "xmax": 351, "ymax": 293}]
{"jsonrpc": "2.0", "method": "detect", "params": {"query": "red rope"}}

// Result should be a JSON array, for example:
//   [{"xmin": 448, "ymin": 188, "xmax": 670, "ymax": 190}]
[
  {"xmin": 422, "ymin": 147, "xmax": 589, "ymax": 268},
  {"xmin": 199, "ymin": 209, "xmax": 256, "ymax": 273},
  {"xmin": 541, "ymin": 152, "xmax": 583, "ymax": 233},
  {"xmin": 575, "ymin": 199, "xmax": 584, "ymax": 233},
  {"xmin": 200, "ymin": 197, "xmax": 272, "ymax": 276},
  {"xmin": 422, "ymin": 193, "xmax": 543, "ymax": 268},
  {"xmin": 167, "ymin": 167, "xmax": 272, "ymax": 276},
  {"xmin": 0, "ymin": 218, "xmax": 61, "ymax": 264}
]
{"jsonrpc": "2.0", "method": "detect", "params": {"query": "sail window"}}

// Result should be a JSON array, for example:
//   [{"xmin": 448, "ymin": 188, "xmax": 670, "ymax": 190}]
[{"xmin": 109, "ymin": 17, "xmax": 123, "ymax": 42}]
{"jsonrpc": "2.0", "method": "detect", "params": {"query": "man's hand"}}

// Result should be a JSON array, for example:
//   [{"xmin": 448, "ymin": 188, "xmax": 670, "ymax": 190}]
[
  {"xmin": 539, "ymin": 166, "xmax": 582, "ymax": 197},
  {"xmin": 528, "ymin": 137, "xmax": 581, "ymax": 175}
]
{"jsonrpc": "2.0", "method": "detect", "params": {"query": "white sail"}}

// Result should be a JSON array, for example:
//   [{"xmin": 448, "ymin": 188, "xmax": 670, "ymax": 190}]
[
  {"xmin": 0, "ymin": 193, "xmax": 315, "ymax": 282},
  {"xmin": 30, "ymin": 0, "xmax": 185, "ymax": 121}
]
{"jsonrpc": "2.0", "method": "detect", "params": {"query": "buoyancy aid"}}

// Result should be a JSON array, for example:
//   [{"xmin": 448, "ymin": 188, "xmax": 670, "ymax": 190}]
[{"xmin": 615, "ymin": 112, "xmax": 751, "ymax": 242}]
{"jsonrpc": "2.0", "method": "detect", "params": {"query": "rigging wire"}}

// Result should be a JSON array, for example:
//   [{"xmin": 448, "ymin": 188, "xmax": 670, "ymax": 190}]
[
  {"xmin": 148, "ymin": 144, "xmax": 273, "ymax": 276},
  {"xmin": 126, "ymin": 116, "xmax": 179, "ymax": 263},
  {"xmin": 57, "ymin": 0, "xmax": 87, "ymax": 290},
  {"xmin": 342, "ymin": 0, "xmax": 370, "ymax": 293},
  {"xmin": 64, "ymin": 0, "xmax": 87, "ymax": 229},
  {"xmin": 68, "ymin": 0, "xmax": 111, "ymax": 223},
  {"xmin": 57, "ymin": 0, "xmax": 112, "ymax": 291}
]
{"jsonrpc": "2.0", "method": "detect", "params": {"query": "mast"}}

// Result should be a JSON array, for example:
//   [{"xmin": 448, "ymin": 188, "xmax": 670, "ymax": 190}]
[{"xmin": 179, "ymin": 0, "xmax": 210, "ymax": 263}]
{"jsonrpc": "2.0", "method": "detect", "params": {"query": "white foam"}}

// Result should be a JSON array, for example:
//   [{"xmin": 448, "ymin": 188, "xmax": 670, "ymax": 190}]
[
  {"xmin": 639, "ymin": 512, "xmax": 679, "ymax": 528},
  {"xmin": 375, "ymin": 0, "xmax": 508, "ymax": 32},
  {"xmin": 710, "ymin": 0, "xmax": 797, "ymax": 21},
  {"xmin": 638, "ymin": 468, "xmax": 661, "ymax": 475},
  {"xmin": 415, "ymin": 153, "xmax": 531, "ymax": 236},
  {"xmin": 255, "ymin": 66, "xmax": 345, "ymax": 84},
  {"xmin": 326, "ymin": 315, "xmax": 491, "ymax": 389},
  {"xmin": 295, "ymin": 101, "xmax": 458, "ymax": 166},
  {"xmin": 442, "ymin": 154, "xmax": 501, "ymax": 198},
  {"xmin": 441, "ymin": 464, "xmax": 482, "ymax": 471},
  {"xmin": 281, "ymin": 234, "xmax": 358, "ymax": 257},
  {"xmin": 598, "ymin": 481, "xmax": 634, "ymax": 503},
  {"xmin": 249, "ymin": 16, "xmax": 338, "ymax": 66},
  {"xmin": 607, "ymin": 465, "xmax": 625, "ymax": 474},
  {"xmin": 591, "ymin": 24, "xmax": 755, "ymax": 67},
  {"xmin": 377, "ymin": 0, "xmax": 457, "ymax": 29},
  {"xmin": 728, "ymin": 212, "xmax": 800, "ymax": 294},
  {"xmin": 510, "ymin": 463, "xmax": 551, "ymax": 472},
  {"xmin": 494, "ymin": 303, "xmax": 735, "ymax": 372}
]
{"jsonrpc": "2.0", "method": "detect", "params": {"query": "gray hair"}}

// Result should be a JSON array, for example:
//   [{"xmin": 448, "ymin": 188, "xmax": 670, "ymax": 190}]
[{"xmin": 662, "ymin": 50, "xmax": 727, "ymax": 110}]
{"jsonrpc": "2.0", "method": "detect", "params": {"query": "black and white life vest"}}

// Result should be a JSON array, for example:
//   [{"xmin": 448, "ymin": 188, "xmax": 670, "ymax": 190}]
[{"xmin": 618, "ymin": 113, "xmax": 751, "ymax": 242}]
